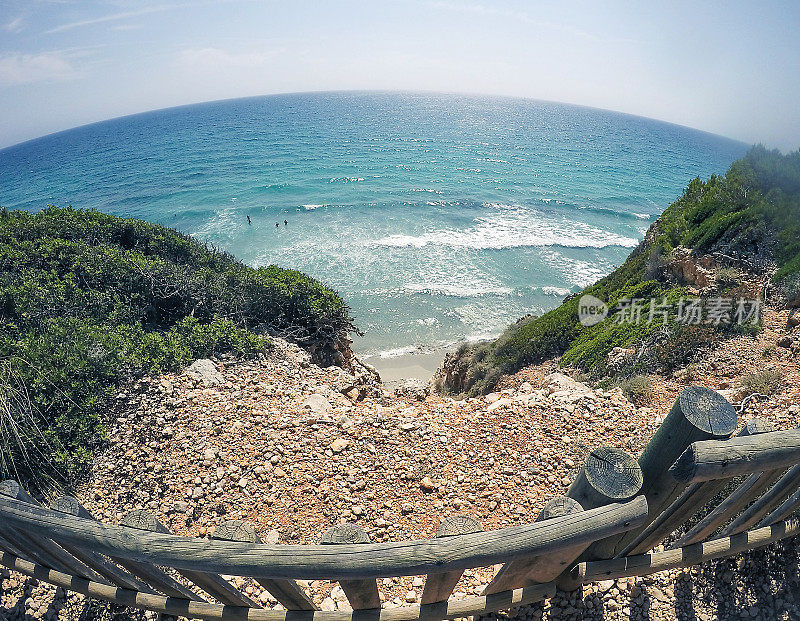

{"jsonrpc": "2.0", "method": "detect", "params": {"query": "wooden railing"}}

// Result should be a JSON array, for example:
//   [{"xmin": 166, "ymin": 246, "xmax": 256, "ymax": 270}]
[{"xmin": 1, "ymin": 386, "xmax": 800, "ymax": 620}]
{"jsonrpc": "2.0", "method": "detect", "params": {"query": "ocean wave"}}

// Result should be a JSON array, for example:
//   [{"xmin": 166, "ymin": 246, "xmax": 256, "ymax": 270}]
[
  {"xmin": 302, "ymin": 204, "xmax": 322, "ymax": 210},
  {"xmin": 404, "ymin": 282, "xmax": 513, "ymax": 297},
  {"xmin": 373, "ymin": 210, "xmax": 639, "ymax": 250},
  {"xmin": 329, "ymin": 176, "xmax": 364, "ymax": 183},
  {"xmin": 540, "ymin": 286, "xmax": 573, "ymax": 296}
]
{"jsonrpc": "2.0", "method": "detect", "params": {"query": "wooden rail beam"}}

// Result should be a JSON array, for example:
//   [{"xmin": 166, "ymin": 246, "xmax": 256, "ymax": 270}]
[
  {"xmin": 0, "ymin": 549, "xmax": 555, "ymax": 621},
  {"xmin": 669, "ymin": 428, "xmax": 800, "ymax": 483},
  {"xmin": 0, "ymin": 494, "xmax": 649, "ymax": 580}
]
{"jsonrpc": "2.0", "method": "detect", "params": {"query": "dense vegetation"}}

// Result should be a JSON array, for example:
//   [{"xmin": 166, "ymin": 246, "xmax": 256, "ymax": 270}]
[
  {"xmin": 0, "ymin": 207, "xmax": 355, "ymax": 489},
  {"xmin": 439, "ymin": 146, "xmax": 800, "ymax": 397}
]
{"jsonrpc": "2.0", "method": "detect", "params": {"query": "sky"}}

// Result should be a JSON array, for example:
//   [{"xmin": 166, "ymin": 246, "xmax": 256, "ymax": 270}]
[{"xmin": 1, "ymin": 0, "xmax": 799, "ymax": 150}]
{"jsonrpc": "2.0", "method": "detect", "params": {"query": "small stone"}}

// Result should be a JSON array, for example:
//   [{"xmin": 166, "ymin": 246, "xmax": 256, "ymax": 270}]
[
  {"xmin": 303, "ymin": 394, "xmax": 332, "ymax": 414},
  {"xmin": 330, "ymin": 438, "xmax": 350, "ymax": 453},
  {"xmin": 264, "ymin": 529, "xmax": 280, "ymax": 544},
  {"xmin": 420, "ymin": 476, "xmax": 435, "ymax": 493}
]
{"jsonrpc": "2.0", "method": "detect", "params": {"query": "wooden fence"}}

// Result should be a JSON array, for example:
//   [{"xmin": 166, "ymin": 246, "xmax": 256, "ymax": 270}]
[{"xmin": 1, "ymin": 386, "xmax": 800, "ymax": 620}]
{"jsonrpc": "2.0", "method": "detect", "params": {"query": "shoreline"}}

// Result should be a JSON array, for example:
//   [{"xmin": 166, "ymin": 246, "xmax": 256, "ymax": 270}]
[{"xmin": 358, "ymin": 345, "xmax": 451, "ymax": 386}]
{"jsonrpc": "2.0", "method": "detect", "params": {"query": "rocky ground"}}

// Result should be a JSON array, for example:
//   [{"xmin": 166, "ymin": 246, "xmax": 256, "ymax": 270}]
[{"xmin": 2, "ymin": 306, "xmax": 800, "ymax": 620}]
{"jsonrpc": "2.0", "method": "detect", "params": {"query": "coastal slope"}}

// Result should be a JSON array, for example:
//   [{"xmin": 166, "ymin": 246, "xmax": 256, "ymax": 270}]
[{"xmin": 436, "ymin": 146, "xmax": 800, "ymax": 397}]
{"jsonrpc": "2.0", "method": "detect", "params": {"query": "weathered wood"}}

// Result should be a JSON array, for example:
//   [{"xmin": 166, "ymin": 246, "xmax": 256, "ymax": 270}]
[
  {"xmin": 321, "ymin": 524, "xmax": 380, "ymax": 609},
  {"xmin": 48, "ymin": 496, "xmax": 156, "ymax": 592},
  {"xmin": 573, "ymin": 517, "xmax": 800, "ymax": 584},
  {"xmin": 122, "ymin": 509, "xmax": 255, "ymax": 606},
  {"xmin": 422, "ymin": 515, "xmax": 483, "ymax": 603},
  {"xmin": 571, "ymin": 448, "xmax": 643, "ymax": 561},
  {"xmin": 757, "ymin": 485, "xmax": 800, "ymax": 528},
  {"xmin": 599, "ymin": 387, "xmax": 737, "ymax": 557},
  {"xmin": 51, "ymin": 495, "xmax": 199, "ymax": 599},
  {"xmin": 669, "ymin": 428, "xmax": 800, "ymax": 483},
  {"xmin": 619, "ymin": 419, "xmax": 773, "ymax": 556},
  {"xmin": 212, "ymin": 520, "xmax": 316, "ymax": 610},
  {"xmin": 720, "ymin": 463, "xmax": 800, "ymax": 537},
  {"xmin": 0, "ymin": 550, "xmax": 555, "ymax": 621},
  {"xmin": 0, "ymin": 493, "xmax": 648, "ymax": 579},
  {"xmin": 672, "ymin": 468, "xmax": 788, "ymax": 547},
  {"xmin": 0, "ymin": 480, "xmax": 106, "ymax": 581},
  {"xmin": 484, "ymin": 497, "xmax": 582, "ymax": 594}
]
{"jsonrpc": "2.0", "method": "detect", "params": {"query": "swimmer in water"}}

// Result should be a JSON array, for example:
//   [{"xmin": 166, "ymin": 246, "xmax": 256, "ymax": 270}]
[
  {"xmin": 284, "ymin": 219, "xmax": 288, "ymax": 226},
  {"xmin": 275, "ymin": 222, "xmax": 279, "ymax": 229},
  {"xmin": 247, "ymin": 215, "xmax": 251, "ymax": 225}
]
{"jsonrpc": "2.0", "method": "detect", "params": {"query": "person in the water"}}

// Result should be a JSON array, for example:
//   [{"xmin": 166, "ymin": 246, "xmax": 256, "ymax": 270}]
[
  {"xmin": 284, "ymin": 219, "xmax": 288, "ymax": 226},
  {"xmin": 247, "ymin": 215, "xmax": 251, "ymax": 225},
  {"xmin": 275, "ymin": 222, "xmax": 279, "ymax": 229}
]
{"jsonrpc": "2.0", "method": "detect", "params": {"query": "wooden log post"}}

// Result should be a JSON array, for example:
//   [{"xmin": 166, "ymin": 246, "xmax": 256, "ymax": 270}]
[
  {"xmin": 484, "ymin": 496, "xmax": 582, "ymax": 594},
  {"xmin": 212, "ymin": 520, "xmax": 316, "ymax": 610},
  {"xmin": 421, "ymin": 515, "xmax": 483, "ymax": 603},
  {"xmin": 619, "ymin": 418, "xmax": 774, "ymax": 556},
  {"xmin": 0, "ymin": 480, "xmax": 105, "ymax": 581},
  {"xmin": 599, "ymin": 387, "xmax": 737, "ymax": 558},
  {"xmin": 121, "ymin": 509, "xmax": 256, "ymax": 606},
  {"xmin": 320, "ymin": 523, "xmax": 380, "ymax": 609},
  {"xmin": 52, "ymin": 497, "xmax": 201, "ymax": 600},
  {"xmin": 568, "ymin": 448, "xmax": 643, "ymax": 562}
]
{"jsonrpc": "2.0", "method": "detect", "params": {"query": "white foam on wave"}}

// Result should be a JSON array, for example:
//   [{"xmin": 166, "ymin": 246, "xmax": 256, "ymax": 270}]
[
  {"xmin": 633, "ymin": 212, "xmax": 651, "ymax": 220},
  {"xmin": 302, "ymin": 204, "xmax": 322, "ymax": 210},
  {"xmin": 372, "ymin": 205, "xmax": 639, "ymax": 251},
  {"xmin": 404, "ymin": 282, "xmax": 513, "ymax": 297},
  {"xmin": 541, "ymin": 286, "xmax": 573, "ymax": 296}
]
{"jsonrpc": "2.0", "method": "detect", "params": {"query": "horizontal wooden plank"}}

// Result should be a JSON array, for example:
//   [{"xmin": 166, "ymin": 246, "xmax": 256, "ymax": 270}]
[
  {"xmin": 669, "ymin": 429, "xmax": 800, "ymax": 483},
  {"xmin": 0, "ymin": 550, "xmax": 555, "ymax": 621},
  {"xmin": 574, "ymin": 517, "xmax": 800, "ymax": 584},
  {"xmin": 0, "ymin": 495, "xmax": 647, "ymax": 580}
]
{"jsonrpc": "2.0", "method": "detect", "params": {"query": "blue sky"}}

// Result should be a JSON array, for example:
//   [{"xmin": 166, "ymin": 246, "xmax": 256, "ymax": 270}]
[{"xmin": 1, "ymin": 0, "xmax": 799, "ymax": 150}]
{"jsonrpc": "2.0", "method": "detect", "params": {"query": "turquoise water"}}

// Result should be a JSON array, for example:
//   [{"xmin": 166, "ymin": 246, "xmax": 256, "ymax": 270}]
[{"xmin": 0, "ymin": 92, "xmax": 747, "ymax": 358}]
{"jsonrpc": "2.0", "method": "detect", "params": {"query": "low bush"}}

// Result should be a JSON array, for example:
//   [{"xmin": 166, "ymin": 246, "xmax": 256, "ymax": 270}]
[
  {"xmin": 0, "ymin": 206, "xmax": 354, "ymax": 489},
  {"xmin": 740, "ymin": 369, "xmax": 785, "ymax": 395}
]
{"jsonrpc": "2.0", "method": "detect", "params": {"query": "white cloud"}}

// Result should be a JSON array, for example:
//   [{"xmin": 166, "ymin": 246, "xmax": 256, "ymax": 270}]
[
  {"xmin": 0, "ymin": 52, "xmax": 76, "ymax": 85},
  {"xmin": 3, "ymin": 16, "xmax": 24, "ymax": 33},
  {"xmin": 46, "ymin": 4, "xmax": 186, "ymax": 34}
]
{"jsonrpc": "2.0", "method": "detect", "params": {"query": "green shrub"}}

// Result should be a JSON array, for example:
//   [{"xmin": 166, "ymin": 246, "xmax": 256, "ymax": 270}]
[
  {"xmin": 740, "ymin": 369, "xmax": 785, "ymax": 395},
  {"xmin": 614, "ymin": 374, "xmax": 655, "ymax": 405},
  {"xmin": 0, "ymin": 206, "xmax": 354, "ymax": 489}
]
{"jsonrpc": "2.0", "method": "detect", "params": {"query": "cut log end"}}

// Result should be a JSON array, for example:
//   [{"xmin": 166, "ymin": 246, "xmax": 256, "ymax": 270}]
[
  {"xmin": 212, "ymin": 520, "xmax": 259, "ymax": 544},
  {"xmin": 436, "ymin": 515, "xmax": 483, "ymax": 537},
  {"xmin": 537, "ymin": 496, "xmax": 583, "ymax": 522},
  {"xmin": 679, "ymin": 386, "xmax": 737, "ymax": 437},
  {"xmin": 667, "ymin": 445, "xmax": 697, "ymax": 483},
  {"xmin": 321, "ymin": 523, "xmax": 370, "ymax": 545},
  {"xmin": 583, "ymin": 448, "xmax": 643, "ymax": 501}
]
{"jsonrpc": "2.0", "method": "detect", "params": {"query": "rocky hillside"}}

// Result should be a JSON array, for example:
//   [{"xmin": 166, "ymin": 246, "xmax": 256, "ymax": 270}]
[
  {"xmin": 437, "ymin": 146, "xmax": 800, "ymax": 398},
  {"xmin": 3, "ymin": 301, "xmax": 800, "ymax": 620}
]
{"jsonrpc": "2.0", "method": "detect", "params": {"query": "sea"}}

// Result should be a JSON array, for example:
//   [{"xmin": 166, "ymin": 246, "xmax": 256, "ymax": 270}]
[{"xmin": 0, "ymin": 91, "xmax": 747, "ymax": 361}]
